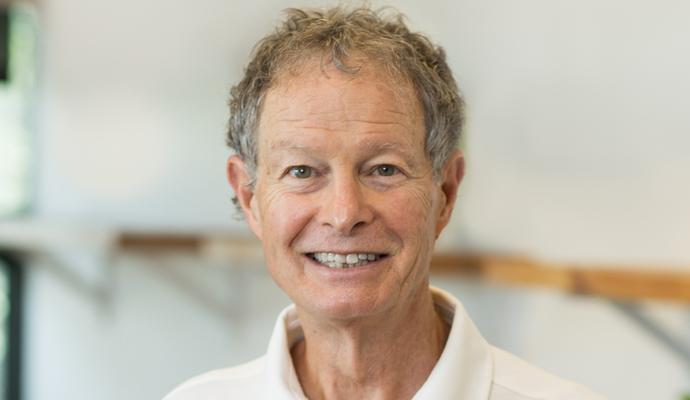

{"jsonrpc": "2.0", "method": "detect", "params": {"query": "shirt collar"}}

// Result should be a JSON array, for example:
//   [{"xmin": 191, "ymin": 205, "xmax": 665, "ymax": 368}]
[{"xmin": 264, "ymin": 286, "xmax": 493, "ymax": 400}]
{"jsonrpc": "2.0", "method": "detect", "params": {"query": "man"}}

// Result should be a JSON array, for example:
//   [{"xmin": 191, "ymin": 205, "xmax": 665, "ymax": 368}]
[{"xmin": 165, "ymin": 6, "xmax": 604, "ymax": 400}]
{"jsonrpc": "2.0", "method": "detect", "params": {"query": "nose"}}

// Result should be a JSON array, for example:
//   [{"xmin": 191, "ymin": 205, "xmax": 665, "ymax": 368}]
[{"xmin": 318, "ymin": 172, "xmax": 374, "ymax": 235}]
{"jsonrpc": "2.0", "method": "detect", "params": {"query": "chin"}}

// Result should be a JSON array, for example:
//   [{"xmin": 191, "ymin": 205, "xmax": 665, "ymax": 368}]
[{"xmin": 296, "ymin": 288, "xmax": 393, "ymax": 322}]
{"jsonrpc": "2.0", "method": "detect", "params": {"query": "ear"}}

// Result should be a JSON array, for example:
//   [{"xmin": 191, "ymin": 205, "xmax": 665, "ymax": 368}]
[
  {"xmin": 226, "ymin": 155, "xmax": 263, "ymax": 239},
  {"xmin": 435, "ymin": 150, "xmax": 465, "ymax": 237}
]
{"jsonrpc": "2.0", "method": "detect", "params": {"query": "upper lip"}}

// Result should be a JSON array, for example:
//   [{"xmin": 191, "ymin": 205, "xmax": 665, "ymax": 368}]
[{"xmin": 304, "ymin": 250, "xmax": 389, "ymax": 255}]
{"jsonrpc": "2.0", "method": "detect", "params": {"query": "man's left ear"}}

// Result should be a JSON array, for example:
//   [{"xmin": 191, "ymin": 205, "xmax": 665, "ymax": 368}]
[{"xmin": 435, "ymin": 150, "xmax": 465, "ymax": 237}]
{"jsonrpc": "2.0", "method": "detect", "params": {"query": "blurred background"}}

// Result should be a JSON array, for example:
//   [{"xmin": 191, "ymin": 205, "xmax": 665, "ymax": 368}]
[{"xmin": 0, "ymin": 0, "xmax": 689, "ymax": 399}]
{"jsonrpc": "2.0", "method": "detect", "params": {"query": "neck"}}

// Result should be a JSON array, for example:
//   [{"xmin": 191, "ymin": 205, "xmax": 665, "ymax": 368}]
[{"xmin": 290, "ymin": 286, "xmax": 450, "ymax": 400}]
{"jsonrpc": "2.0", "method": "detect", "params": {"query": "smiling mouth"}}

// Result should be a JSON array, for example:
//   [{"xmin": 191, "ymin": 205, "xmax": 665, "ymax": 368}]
[{"xmin": 306, "ymin": 252, "xmax": 388, "ymax": 269}]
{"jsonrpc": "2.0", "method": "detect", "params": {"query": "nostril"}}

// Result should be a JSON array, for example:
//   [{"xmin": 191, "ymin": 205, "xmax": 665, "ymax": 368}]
[{"xmin": 351, "ymin": 220, "xmax": 368, "ymax": 231}]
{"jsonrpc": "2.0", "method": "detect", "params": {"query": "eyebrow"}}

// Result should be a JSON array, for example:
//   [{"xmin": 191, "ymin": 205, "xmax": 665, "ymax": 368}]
[
  {"xmin": 268, "ymin": 139, "xmax": 420, "ymax": 168},
  {"xmin": 362, "ymin": 142, "xmax": 420, "ymax": 168}
]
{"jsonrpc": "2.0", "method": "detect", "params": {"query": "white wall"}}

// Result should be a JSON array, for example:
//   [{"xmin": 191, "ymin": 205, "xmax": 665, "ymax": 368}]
[
  {"xmin": 21, "ymin": 0, "xmax": 690, "ymax": 399},
  {"xmin": 437, "ymin": 1, "xmax": 690, "ymax": 266},
  {"xmin": 22, "ymin": 256, "xmax": 689, "ymax": 400},
  {"xmin": 23, "ymin": 255, "xmax": 289, "ymax": 400},
  {"xmin": 34, "ymin": 0, "xmax": 690, "ymax": 264}
]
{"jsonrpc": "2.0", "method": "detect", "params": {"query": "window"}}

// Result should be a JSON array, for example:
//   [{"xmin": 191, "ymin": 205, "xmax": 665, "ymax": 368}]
[{"xmin": 0, "ymin": 3, "xmax": 37, "ymax": 217}]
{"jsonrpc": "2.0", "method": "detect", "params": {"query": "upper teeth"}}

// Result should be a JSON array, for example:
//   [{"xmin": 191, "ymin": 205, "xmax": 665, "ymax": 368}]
[{"xmin": 311, "ymin": 252, "xmax": 380, "ymax": 268}]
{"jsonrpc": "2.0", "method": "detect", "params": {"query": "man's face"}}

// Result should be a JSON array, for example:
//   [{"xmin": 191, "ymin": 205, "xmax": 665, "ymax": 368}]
[{"xmin": 230, "ymin": 61, "xmax": 461, "ymax": 321}]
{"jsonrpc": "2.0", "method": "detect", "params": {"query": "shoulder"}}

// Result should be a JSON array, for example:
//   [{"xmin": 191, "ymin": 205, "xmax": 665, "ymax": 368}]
[
  {"xmin": 489, "ymin": 347, "xmax": 606, "ymax": 400},
  {"xmin": 163, "ymin": 357, "xmax": 266, "ymax": 400}
]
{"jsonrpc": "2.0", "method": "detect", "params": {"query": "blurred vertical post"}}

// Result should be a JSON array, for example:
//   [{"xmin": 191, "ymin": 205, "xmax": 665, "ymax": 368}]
[
  {"xmin": 0, "ymin": 252, "xmax": 23, "ymax": 400},
  {"xmin": 1, "ymin": 7, "xmax": 9, "ymax": 80}
]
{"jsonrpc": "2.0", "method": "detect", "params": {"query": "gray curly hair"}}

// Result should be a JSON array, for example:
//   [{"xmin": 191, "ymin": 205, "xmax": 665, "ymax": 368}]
[{"xmin": 227, "ymin": 6, "xmax": 464, "ymax": 208}]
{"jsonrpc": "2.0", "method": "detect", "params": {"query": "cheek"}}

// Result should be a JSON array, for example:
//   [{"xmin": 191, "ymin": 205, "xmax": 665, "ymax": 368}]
[
  {"xmin": 258, "ymin": 189, "xmax": 316, "ymax": 288},
  {"xmin": 383, "ymin": 185, "xmax": 437, "ymax": 243},
  {"xmin": 259, "ymin": 188, "xmax": 315, "ymax": 247}
]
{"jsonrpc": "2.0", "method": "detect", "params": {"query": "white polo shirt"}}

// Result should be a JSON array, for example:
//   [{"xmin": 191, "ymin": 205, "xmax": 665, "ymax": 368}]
[{"xmin": 164, "ymin": 287, "xmax": 605, "ymax": 399}]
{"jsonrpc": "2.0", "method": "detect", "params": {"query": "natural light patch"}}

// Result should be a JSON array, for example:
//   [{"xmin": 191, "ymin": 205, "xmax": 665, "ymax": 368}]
[
  {"xmin": 0, "ymin": 4, "xmax": 36, "ymax": 216},
  {"xmin": 0, "ymin": 119, "xmax": 30, "ymax": 214}
]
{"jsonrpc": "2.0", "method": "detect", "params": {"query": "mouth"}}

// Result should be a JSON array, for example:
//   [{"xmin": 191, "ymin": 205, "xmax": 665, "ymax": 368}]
[{"xmin": 305, "ymin": 252, "xmax": 388, "ymax": 269}]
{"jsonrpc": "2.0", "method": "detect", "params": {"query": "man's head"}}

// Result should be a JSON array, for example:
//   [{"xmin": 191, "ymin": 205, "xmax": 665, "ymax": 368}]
[
  {"xmin": 227, "ymin": 6, "xmax": 464, "ymax": 205},
  {"xmin": 227, "ymin": 6, "xmax": 464, "ymax": 321}
]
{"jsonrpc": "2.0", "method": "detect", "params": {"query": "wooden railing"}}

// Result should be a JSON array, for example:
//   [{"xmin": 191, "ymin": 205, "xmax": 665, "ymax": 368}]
[
  {"xmin": 115, "ymin": 232, "xmax": 690, "ymax": 304},
  {"xmin": 2, "ymin": 219, "xmax": 687, "ymax": 304},
  {"xmin": 431, "ymin": 253, "xmax": 690, "ymax": 303}
]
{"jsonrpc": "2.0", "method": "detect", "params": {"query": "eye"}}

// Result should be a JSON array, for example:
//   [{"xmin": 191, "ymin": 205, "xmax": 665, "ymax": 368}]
[
  {"xmin": 374, "ymin": 164, "xmax": 399, "ymax": 177},
  {"xmin": 287, "ymin": 165, "xmax": 313, "ymax": 179}
]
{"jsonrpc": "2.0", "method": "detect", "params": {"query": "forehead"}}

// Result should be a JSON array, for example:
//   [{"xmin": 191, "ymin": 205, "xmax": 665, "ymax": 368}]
[{"xmin": 257, "ymin": 60, "xmax": 425, "ymax": 149}]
